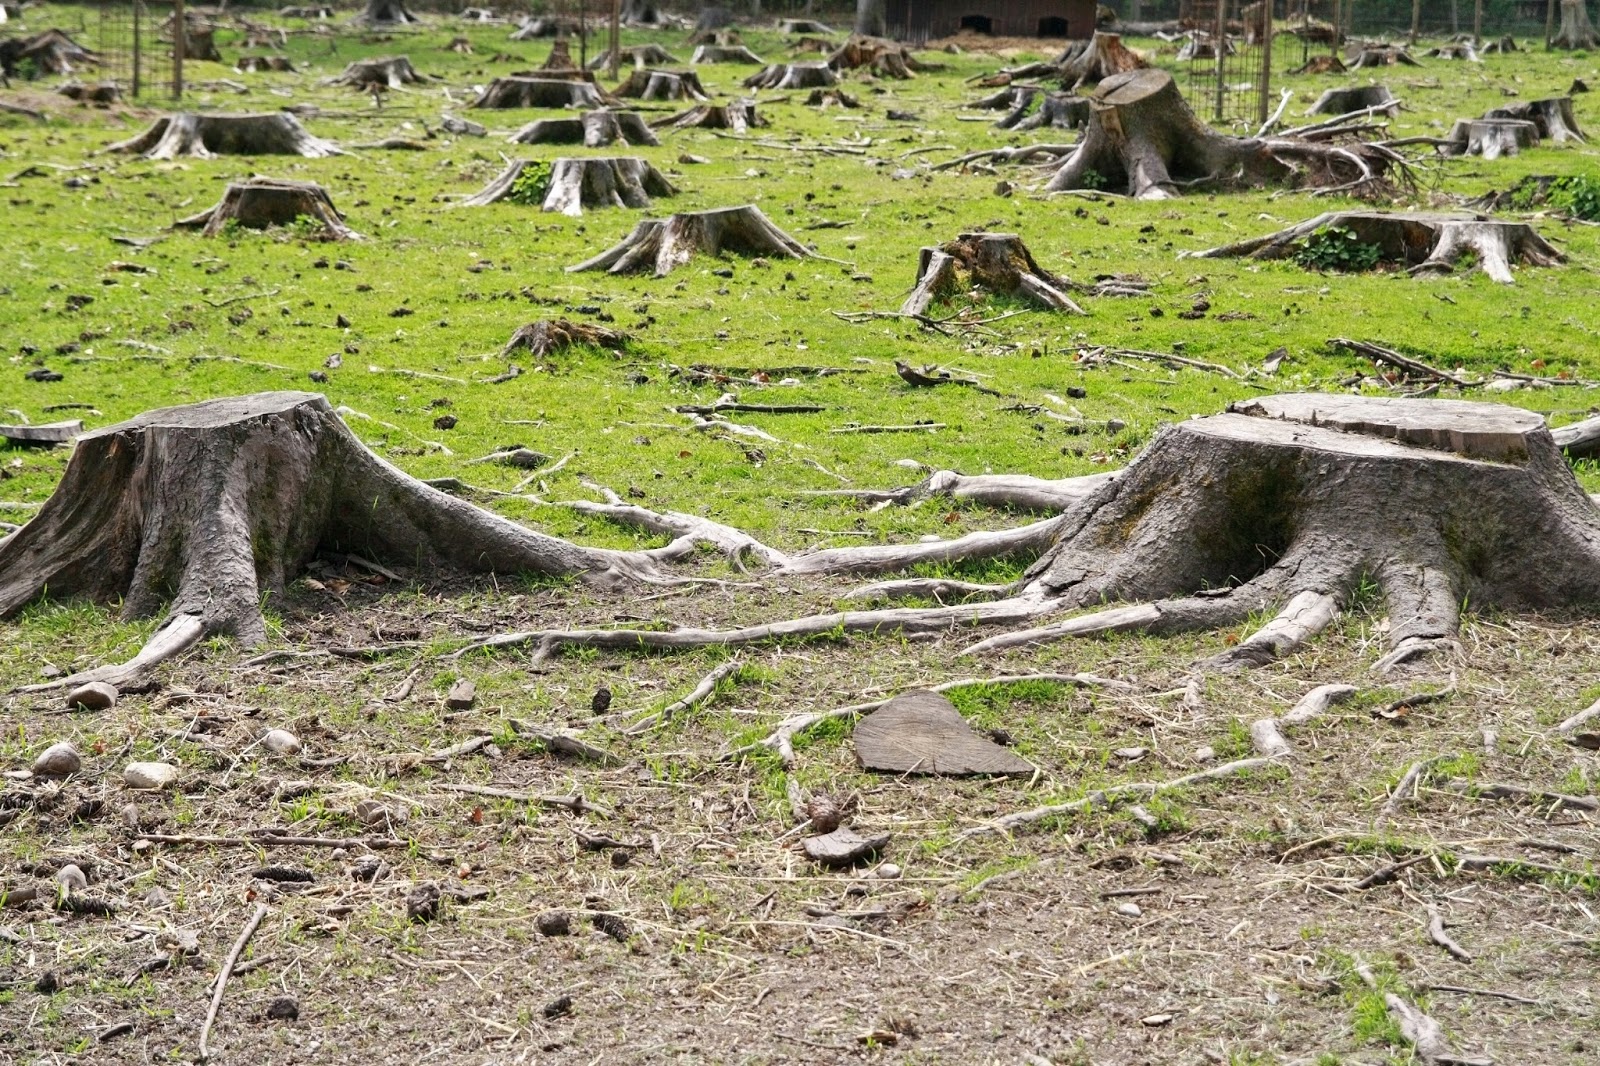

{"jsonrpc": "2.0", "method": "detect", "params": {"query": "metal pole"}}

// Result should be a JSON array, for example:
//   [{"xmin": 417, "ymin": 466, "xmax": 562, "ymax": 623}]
[
  {"xmin": 1410, "ymin": 0, "xmax": 1422, "ymax": 44},
  {"xmin": 1257, "ymin": 0, "xmax": 1273, "ymax": 127},
  {"xmin": 1473, "ymin": 0, "xmax": 1482, "ymax": 47},
  {"xmin": 1545, "ymin": 0, "xmax": 1557, "ymax": 47},
  {"xmin": 172, "ymin": 0, "xmax": 185, "ymax": 100},
  {"xmin": 607, "ymin": 0, "xmax": 620, "ymax": 79},
  {"xmin": 1330, "ymin": 0, "xmax": 1342, "ymax": 55},
  {"xmin": 1214, "ymin": 0, "xmax": 1227, "ymax": 121},
  {"xmin": 133, "ymin": 0, "xmax": 142, "ymax": 98}
]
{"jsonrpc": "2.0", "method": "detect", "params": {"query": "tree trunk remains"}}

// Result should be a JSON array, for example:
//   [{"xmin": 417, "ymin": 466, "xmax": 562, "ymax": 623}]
[
  {"xmin": 1045, "ymin": 69, "xmax": 1403, "ymax": 200},
  {"xmin": 236, "ymin": 56, "xmax": 297, "ymax": 73},
  {"xmin": 1553, "ymin": 0, "xmax": 1600, "ymax": 48},
  {"xmin": 59, "ymin": 82, "xmax": 123, "ymax": 104},
  {"xmin": 614, "ymin": 68, "xmax": 709, "ymax": 101},
  {"xmin": 1056, "ymin": 32, "xmax": 1146, "ymax": 89},
  {"xmin": 508, "ymin": 109, "xmax": 659, "ymax": 147},
  {"xmin": 1348, "ymin": 46, "xmax": 1419, "ymax": 66},
  {"xmin": 744, "ymin": 61, "xmax": 837, "ymax": 90},
  {"xmin": 1446, "ymin": 118, "xmax": 1539, "ymax": 159},
  {"xmin": 330, "ymin": 55, "xmax": 426, "ymax": 89},
  {"xmin": 0, "ymin": 30, "xmax": 99, "ymax": 78},
  {"xmin": 779, "ymin": 19, "xmax": 835, "ymax": 35},
  {"xmin": 902, "ymin": 233, "xmax": 1086, "ymax": 317},
  {"xmin": 652, "ymin": 100, "xmax": 765, "ymax": 133},
  {"xmin": 1484, "ymin": 97, "xmax": 1584, "ymax": 142},
  {"xmin": 174, "ymin": 178, "xmax": 360, "ymax": 239},
  {"xmin": 827, "ymin": 36, "xmax": 924, "ymax": 78},
  {"xmin": 178, "ymin": 28, "xmax": 224, "ymax": 63},
  {"xmin": 509, "ymin": 17, "xmax": 580, "ymax": 40},
  {"xmin": 504, "ymin": 319, "xmax": 629, "ymax": 358},
  {"xmin": 460, "ymin": 156, "xmax": 673, "ymax": 216},
  {"xmin": 806, "ymin": 87, "xmax": 859, "ymax": 108},
  {"xmin": 105, "ymin": 113, "xmax": 342, "ymax": 159},
  {"xmin": 691, "ymin": 44, "xmax": 766, "ymax": 64},
  {"xmin": 1291, "ymin": 54, "xmax": 1347, "ymax": 74},
  {"xmin": 997, "ymin": 90, "xmax": 1090, "ymax": 131},
  {"xmin": 1187, "ymin": 210, "xmax": 1565, "ymax": 284},
  {"xmin": 471, "ymin": 77, "xmax": 613, "ymax": 109},
  {"xmin": 1308, "ymin": 84, "xmax": 1397, "ymax": 117},
  {"xmin": 1481, "ymin": 35, "xmax": 1517, "ymax": 52},
  {"xmin": 853, "ymin": 0, "xmax": 886, "ymax": 37},
  {"xmin": 1426, "ymin": 41, "xmax": 1480, "ymax": 59},
  {"xmin": 568, "ymin": 205, "xmax": 812, "ymax": 277},
  {"xmin": 357, "ymin": 0, "xmax": 418, "ymax": 26},
  {"xmin": 0, "ymin": 393, "xmax": 660, "ymax": 687},
  {"xmin": 587, "ymin": 44, "xmax": 681, "ymax": 70}
]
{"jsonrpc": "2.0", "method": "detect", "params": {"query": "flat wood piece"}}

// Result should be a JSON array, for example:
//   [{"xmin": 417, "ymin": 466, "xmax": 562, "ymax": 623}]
[
  {"xmin": 1233, "ymin": 394, "xmax": 1546, "ymax": 461},
  {"xmin": 0, "ymin": 420, "xmax": 81, "ymax": 445},
  {"xmin": 802, "ymin": 826, "xmax": 889, "ymax": 867},
  {"xmin": 855, "ymin": 689, "xmax": 1032, "ymax": 776}
]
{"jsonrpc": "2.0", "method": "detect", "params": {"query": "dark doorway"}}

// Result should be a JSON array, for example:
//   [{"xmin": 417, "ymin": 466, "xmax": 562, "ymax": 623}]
[
  {"xmin": 959, "ymin": 14, "xmax": 994, "ymax": 33},
  {"xmin": 1038, "ymin": 16, "xmax": 1070, "ymax": 36}
]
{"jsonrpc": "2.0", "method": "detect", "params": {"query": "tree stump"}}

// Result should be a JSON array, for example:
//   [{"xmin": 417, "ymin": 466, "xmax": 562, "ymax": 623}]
[
  {"xmin": 902, "ymin": 233, "xmax": 1086, "ymax": 316},
  {"xmin": 1307, "ymin": 84, "xmax": 1397, "ymax": 117},
  {"xmin": 806, "ymin": 87, "xmax": 859, "ymax": 108},
  {"xmin": 997, "ymin": 90, "xmax": 1089, "ymax": 131},
  {"xmin": 614, "ymin": 68, "xmax": 709, "ymax": 101},
  {"xmin": 538, "ymin": 38, "xmax": 574, "ymax": 70},
  {"xmin": 508, "ymin": 109, "xmax": 659, "ymax": 147},
  {"xmin": 1175, "ymin": 31, "xmax": 1232, "ymax": 62},
  {"xmin": 106, "ymin": 113, "xmax": 341, "ymax": 159},
  {"xmin": 1056, "ymin": 32, "xmax": 1146, "ymax": 89},
  {"xmin": 0, "ymin": 393, "xmax": 659, "ymax": 687},
  {"xmin": 58, "ymin": 82, "xmax": 122, "ymax": 105},
  {"xmin": 568, "ymin": 205, "xmax": 813, "ymax": 277},
  {"xmin": 1, "ymin": 30, "xmax": 99, "ymax": 77},
  {"xmin": 690, "ymin": 44, "xmax": 765, "ymax": 65},
  {"xmin": 509, "ymin": 16, "xmax": 579, "ymax": 39},
  {"xmin": 174, "ymin": 178, "xmax": 360, "ymax": 239},
  {"xmin": 652, "ymin": 100, "xmax": 765, "ymax": 134},
  {"xmin": 447, "ymin": 35, "xmax": 474, "ymax": 54},
  {"xmin": 826, "ymin": 36, "xmax": 923, "ymax": 78},
  {"xmin": 357, "ymin": 0, "xmax": 418, "ymax": 26},
  {"xmin": 177, "ymin": 28, "xmax": 223, "ymax": 64},
  {"xmin": 1553, "ymin": 0, "xmax": 1599, "ymax": 49},
  {"xmin": 236, "ymin": 56, "xmax": 297, "ymax": 73},
  {"xmin": 470, "ymin": 77, "xmax": 613, "ymax": 109},
  {"xmin": 1481, "ymin": 35, "xmax": 1518, "ymax": 53},
  {"xmin": 1186, "ymin": 210, "xmax": 1565, "ymax": 284},
  {"xmin": 790, "ymin": 35, "xmax": 835, "ymax": 54},
  {"xmin": 330, "ymin": 55, "xmax": 426, "ymax": 89},
  {"xmin": 1348, "ymin": 46, "xmax": 1418, "ymax": 67},
  {"xmin": 1446, "ymin": 118, "xmax": 1539, "ymax": 160},
  {"xmin": 972, "ymin": 84, "xmax": 1037, "ymax": 111},
  {"xmin": 1291, "ymin": 54, "xmax": 1347, "ymax": 74},
  {"xmin": 460, "ymin": 156, "xmax": 674, "ymax": 217},
  {"xmin": 743, "ymin": 62, "xmax": 837, "ymax": 90},
  {"xmin": 587, "ymin": 44, "xmax": 681, "ymax": 70},
  {"xmin": 1426, "ymin": 42, "xmax": 1480, "ymax": 60},
  {"xmin": 1484, "ymin": 97, "xmax": 1584, "ymax": 143},
  {"xmin": 504, "ymin": 319, "xmax": 629, "ymax": 358},
  {"xmin": 778, "ymin": 18, "xmax": 835, "ymax": 35},
  {"xmin": 1044, "ymin": 69, "xmax": 1400, "ymax": 200}
]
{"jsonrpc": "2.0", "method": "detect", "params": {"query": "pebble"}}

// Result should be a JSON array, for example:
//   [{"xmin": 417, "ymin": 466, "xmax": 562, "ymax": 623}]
[
  {"xmin": 1115, "ymin": 902, "xmax": 1143, "ymax": 918},
  {"xmin": 55, "ymin": 864, "xmax": 88, "ymax": 893},
  {"xmin": 144, "ymin": 887, "xmax": 170, "ymax": 908},
  {"xmin": 260, "ymin": 729, "xmax": 302, "ymax": 756},
  {"xmin": 1193, "ymin": 745, "xmax": 1216, "ymax": 763},
  {"xmin": 445, "ymin": 678, "xmax": 476, "ymax": 710},
  {"xmin": 32, "ymin": 742, "xmax": 82, "ymax": 778},
  {"xmin": 265, "ymin": 996, "xmax": 300, "ymax": 1021},
  {"xmin": 873, "ymin": 863, "xmax": 903, "ymax": 880},
  {"xmin": 124, "ymin": 762, "xmax": 179, "ymax": 791},
  {"xmin": 1114, "ymin": 746, "xmax": 1149, "ymax": 761},
  {"xmin": 66, "ymin": 682, "xmax": 118, "ymax": 711},
  {"xmin": 535, "ymin": 911, "xmax": 571, "ymax": 937}
]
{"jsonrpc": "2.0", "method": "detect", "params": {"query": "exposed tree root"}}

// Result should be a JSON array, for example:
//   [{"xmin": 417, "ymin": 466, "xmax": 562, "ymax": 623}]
[
  {"xmin": 503, "ymin": 319, "xmax": 629, "ymax": 358},
  {"xmin": 106, "ymin": 113, "xmax": 341, "ymax": 159},
  {"xmin": 174, "ymin": 178, "xmax": 360, "ymax": 240},
  {"xmin": 1055, "ymin": 32, "xmax": 1146, "ymax": 88},
  {"xmin": 1206, "ymin": 591, "xmax": 1342, "ymax": 670},
  {"xmin": 567, "ymin": 205, "xmax": 813, "ymax": 277},
  {"xmin": 1249, "ymin": 683, "xmax": 1358, "ymax": 758},
  {"xmin": 997, "ymin": 90, "xmax": 1090, "ymax": 131},
  {"xmin": 1309, "ymin": 85, "xmax": 1397, "ymax": 117},
  {"xmin": 508, "ymin": 110, "xmax": 659, "ymax": 147},
  {"xmin": 625, "ymin": 659, "xmax": 746, "ymax": 733},
  {"xmin": 806, "ymin": 469, "xmax": 1116, "ymax": 513}
]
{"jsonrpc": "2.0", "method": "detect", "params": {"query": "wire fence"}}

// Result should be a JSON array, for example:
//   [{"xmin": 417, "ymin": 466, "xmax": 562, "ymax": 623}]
[{"xmin": 92, "ymin": 1, "xmax": 174, "ymax": 99}]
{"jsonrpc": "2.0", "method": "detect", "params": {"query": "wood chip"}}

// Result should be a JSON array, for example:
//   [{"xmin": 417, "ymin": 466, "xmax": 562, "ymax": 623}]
[{"xmin": 854, "ymin": 690, "xmax": 1032, "ymax": 776}]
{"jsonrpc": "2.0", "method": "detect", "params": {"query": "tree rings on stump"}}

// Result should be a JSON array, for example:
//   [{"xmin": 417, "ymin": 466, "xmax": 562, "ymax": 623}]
[
  {"xmin": 651, "ymin": 100, "xmax": 765, "ymax": 134},
  {"xmin": 1187, "ymin": 210, "xmax": 1564, "ymax": 284},
  {"xmin": 1446, "ymin": 118, "xmax": 1539, "ymax": 160},
  {"xmin": 470, "ymin": 77, "xmax": 613, "ymax": 109},
  {"xmin": 614, "ymin": 68, "xmax": 709, "ymax": 101},
  {"xmin": 105, "ymin": 112, "xmax": 341, "ymax": 159},
  {"xmin": 175, "ymin": 178, "xmax": 360, "ymax": 239},
  {"xmin": 743, "ymin": 62, "xmax": 836, "ymax": 90},
  {"xmin": 855, "ymin": 690, "xmax": 1033, "ymax": 776},
  {"xmin": 508, "ymin": 109, "xmax": 658, "ymax": 147},
  {"xmin": 902, "ymin": 233, "xmax": 1086, "ymax": 316},
  {"xmin": 568, "ymin": 205, "xmax": 813, "ymax": 277}
]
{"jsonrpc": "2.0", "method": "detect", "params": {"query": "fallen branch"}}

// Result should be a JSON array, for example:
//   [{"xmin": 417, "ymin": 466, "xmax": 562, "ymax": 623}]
[
  {"xmin": 432, "ymin": 782, "xmax": 609, "ymax": 816},
  {"xmin": 1425, "ymin": 903, "xmax": 1473, "ymax": 962},
  {"xmin": 829, "ymin": 423, "xmax": 946, "ymax": 434},
  {"xmin": 137, "ymin": 832, "xmax": 408, "ymax": 849},
  {"xmin": 1378, "ymin": 756, "xmax": 1440, "ymax": 825},
  {"xmin": 197, "ymin": 902, "xmax": 269, "ymax": 1062},
  {"xmin": 1555, "ymin": 697, "xmax": 1600, "ymax": 735},
  {"xmin": 507, "ymin": 718, "xmax": 622, "ymax": 764},
  {"xmin": 1425, "ymin": 984, "xmax": 1540, "ymax": 1006},
  {"xmin": 1329, "ymin": 338, "xmax": 1478, "ymax": 388}
]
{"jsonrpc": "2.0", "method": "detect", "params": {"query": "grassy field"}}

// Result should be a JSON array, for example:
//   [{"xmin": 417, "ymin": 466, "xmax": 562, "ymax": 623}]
[{"xmin": 2, "ymin": 7, "xmax": 1599, "ymax": 1065}]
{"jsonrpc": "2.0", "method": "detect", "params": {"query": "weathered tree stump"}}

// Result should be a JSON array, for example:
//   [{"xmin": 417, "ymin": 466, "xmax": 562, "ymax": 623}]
[
  {"xmin": 458, "ymin": 7, "xmax": 502, "ymax": 23},
  {"xmin": 997, "ymin": 90, "xmax": 1089, "ymax": 130},
  {"xmin": 509, "ymin": 16, "xmax": 578, "ymax": 39},
  {"xmin": 176, "ymin": 28, "xmax": 223, "ymax": 63},
  {"xmin": 789, "ymin": 35, "xmax": 835, "ymax": 54},
  {"xmin": 58, "ymin": 82, "xmax": 122, "ymax": 105},
  {"xmin": 508, "ymin": 109, "xmax": 659, "ymax": 147},
  {"xmin": 0, "ymin": 393, "xmax": 660, "ymax": 687},
  {"xmin": 1484, "ymin": 97, "xmax": 1584, "ymax": 143},
  {"xmin": 174, "ymin": 177, "xmax": 360, "ymax": 239},
  {"xmin": 446, "ymin": 35, "xmax": 474, "ymax": 54},
  {"xmin": 106, "ymin": 112, "xmax": 342, "ymax": 159},
  {"xmin": 1045, "ymin": 69, "xmax": 1402, "ymax": 200},
  {"xmin": 504, "ymin": 319, "xmax": 629, "ymax": 357},
  {"xmin": 357, "ymin": 0, "xmax": 418, "ymax": 26},
  {"xmin": 538, "ymin": 38, "xmax": 574, "ymax": 70},
  {"xmin": 470, "ymin": 77, "xmax": 612, "ymax": 109},
  {"xmin": 826, "ymin": 36, "xmax": 923, "ymax": 78},
  {"xmin": 460, "ymin": 156, "xmax": 674, "ymax": 216},
  {"xmin": 1187, "ymin": 210, "xmax": 1565, "ymax": 284},
  {"xmin": 902, "ymin": 233, "xmax": 1086, "ymax": 316},
  {"xmin": 568, "ymin": 205, "xmax": 813, "ymax": 277},
  {"xmin": 614, "ymin": 68, "xmax": 709, "ymax": 101},
  {"xmin": 1056, "ymin": 32, "xmax": 1145, "ymax": 88},
  {"xmin": 587, "ymin": 44, "xmax": 681, "ymax": 70},
  {"xmin": 1553, "ymin": 0, "xmax": 1599, "ymax": 49},
  {"xmin": 1426, "ymin": 42, "xmax": 1480, "ymax": 60},
  {"xmin": 0, "ymin": 30, "xmax": 98, "ymax": 77},
  {"xmin": 806, "ymin": 87, "xmax": 859, "ymax": 109},
  {"xmin": 743, "ymin": 62, "xmax": 836, "ymax": 90},
  {"xmin": 778, "ymin": 18, "xmax": 834, "ymax": 35},
  {"xmin": 972, "ymin": 84, "xmax": 1038, "ymax": 111},
  {"xmin": 1446, "ymin": 118, "xmax": 1539, "ymax": 160},
  {"xmin": 691, "ymin": 44, "xmax": 765, "ymax": 65},
  {"xmin": 1481, "ymin": 35, "xmax": 1518, "ymax": 53},
  {"xmin": 1175, "ymin": 31, "xmax": 1232, "ymax": 62},
  {"xmin": 280, "ymin": 6, "xmax": 335, "ymax": 18},
  {"xmin": 236, "ymin": 55, "xmax": 297, "ymax": 73},
  {"xmin": 330, "ymin": 55, "xmax": 426, "ymax": 89},
  {"xmin": 1307, "ymin": 84, "xmax": 1397, "ymax": 117},
  {"xmin": 652, "ymin": 100, "xmax": 765, "ymax": 133},
  {"xmin": 1348, "ymin": 46, "xmax": 1419, "ymax": 67},
  {"xmin": 1291, "ymin": 54, "xmax": 1347, "ymax": 74}
]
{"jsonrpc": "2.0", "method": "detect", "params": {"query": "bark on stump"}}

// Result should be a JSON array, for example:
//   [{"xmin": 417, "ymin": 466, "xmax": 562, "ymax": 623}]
[
  {"xmin": 106, "ymin": 113, "xmax": 341, "ymax": 159},
  {"xmin": 568, "ymin": 205, "xmax": 812, "ymax": 277},
  {"xmin": 589, "ymin": 44, "xmax": 682, "ymax": 70},
  {"xmin": 174, "ymin": 178, "xmax": 360, "ymax": 239},
  {"xmin": 0, "ymin": 393, "xmax": 658, "ymax": 687},
  {"xmin": 538, "ymin": 38, "xmax": 574, "ymax": 70},
  {"xmin": 997, "ymin": 90, "xmax": 1090, "ymax": 131},
  {"xmin": 778, "ymin": 18, "xmax": 835, "ymax": 35},
  {"xmin": 806, "ymin": 87, "xmax": 859, "ymax": 109},
  {"xmin": 1553, "ymin": 0, "xmax": 1599, "ymax": 48},
  {"xmin": 902, "ymin": 233, "xmax": 1086, "ymax": 316},
  {"xmin": 357, "ymin": 0, "xmax": 418, "ymax": 26},
  {"xmin": 614, "ymin": 69, "xmax": 709, "ymax": 101},
  {"xmin": 177, "ymin": 28, "xmax": 223, "ymax": 64},
  {"xmin": 1425, "ymin": 42, "xmax": 1480, "ymax": 60},
  {"xmin": 1308, "ymin": 84, "xmax": 1397, "ymax": 117},
  {"xmin": 508, "ymin": 109, "xmax": 658, "ymax": 147},
  {"xmin": 691, "ymin": 45, "xmax": 765, "ymax": 65},
  {"xmin": 1348, "ymin": 46, "xmax": 1419, "ymax": 67},
  {"xmin": 470, "ymin": 77, "xmax": 612, "ymax": 109},
  {"xmin": 1484, "ymin": 98, "xmax": 1584, "ymax": 143},
  {"xmin": 743, "ymin": 62, "xmax": 837, "ymax": 90},
  {"xmin": 826, "ymin": 36, "xmax": 923, "ymax": 78},
  {"xmin": 460, "ymin": 157, "xmax": 674, "ymax": 216},
  {"xmin": 1187, "ymin": 210, "xmax": 1565, "ymax": 284},
  {"xmin": 236, "ymin": 56, "xmax": 297, "ymax": 73},
  {"xmin": 1056, "ymin": 32, "xmax": 1146, "ymax": 89},
  {"xmin": 1446, "ymin": 118, "xmax": 1539, "ymax": 160},
  {"xmin": 1291, "ymin": 54, "xmax": 1347, "ymax": 74},
  {"xmin": 330, "ymin": 55, "xmax": 426, "ymax": 89},
  {"xmin": 652, "ymin": 100, "xmax": 765, "ymax": 133},
  {"xmin": 1044, "ymin": 69, "xmax": 1400, "ymax": 200}
]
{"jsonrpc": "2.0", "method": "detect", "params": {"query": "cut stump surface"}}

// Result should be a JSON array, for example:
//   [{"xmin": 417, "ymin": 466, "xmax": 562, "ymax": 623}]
[{"xmin": 855, "ymin": 690, "xmax": 1033, "ymax": 775}]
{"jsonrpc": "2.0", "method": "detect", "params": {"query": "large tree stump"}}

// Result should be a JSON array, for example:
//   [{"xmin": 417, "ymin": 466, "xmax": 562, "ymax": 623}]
[
  {"xmin": 1045, "ymin": 69, "xmax": 1402, "ymax": 200},
  {"xmin": 509, "ymin": 16, "xmax": 579, "ymax": 39},
  {"xmin": 743, "ymin": 62, "xmax": 836, "ymax": 90},
  {"xmin": 508, "ymin": 109, "xmax": 659, "ymax": 147},
  {"xmin": 691, "ymin": 44, "xmax": 765, "ymax": 64},
  {"xmin": 0, "ymin": 30, "xmax": 98, "ymax": 77},
  {"xmin": 652, "ymin": 100, "xmax": 765, "ymax": 133},
  {"xmin": 236, "ymin": 56, "xmax": 297, "ymax": 73},
  {"xmin": 460, "ymin": 156, "xmax": 674, "ymax": 216},
  {"xmin": 330, "ymin": 55, "xmax": 427, "ymax": 89},
  {"xmin": 174, "ymin": 178, "xmax": 360, "ymax": 239},
  {"xmin": 1307, "ymin": 84, "xmax": 1397, "ymax": 117},
  {"xmin": 568, "ymin": 206, "xmax": 813, "ymax": 277},
  {"xmin": 1446, "ymin": 118, "xmax": 1539, "ymax": 160},
  {"xmin": 902, "ymin": 233, "xmax": 1086, "ymax": 316},
  {"xmin": 176, "ymin": 27, "xmax": 223, "ymax": 64},
  {"xmin": 826, "ymin": 36, "xmax": 924, "ymax": 78},
  {"xmin": 59, "ymin": 81, "xmax": 123, "ymax": 105},
  {"xmin": 1056, "ymin": 32, "xmax": 1145, "ymax": 88},
  {"xmin": 1553, "ymin": 0, "xmax": 1599, "ymax": 48},
  {"xmin": 1291, "ymin": 54, "xmax": 1347, "ymax": 74},
  {"xmin": 588, "ymin": 44, "xmax": 681, "ymax": 70},
  {"xmin": 614, "ymin": 68, "xmax": 709, "ymax": 101},
  {"xmin": 470, "ymin": 77, "xmax": 612, "ymax": 109},
  {"xmin": 357, "ymin": 0, "xmax": 418, "ymax": 26},
  {"xmin": 1484, "ymin": 97, "xmax": 1584, "ymax": 143},
  {"xmin": 1187, "ymin": 210, "xmax": 1565, "ymax": 284},
  {"xmin": 105, "ymin": 112, "xmax": 341, "ymax": 159},
  {"xmin": 0, "ymin": 393, "xmax": 659, "ymax": 687},
  {"xmin": 997, "ymin": 90, "xmax": 1089, "ymax": 131}
]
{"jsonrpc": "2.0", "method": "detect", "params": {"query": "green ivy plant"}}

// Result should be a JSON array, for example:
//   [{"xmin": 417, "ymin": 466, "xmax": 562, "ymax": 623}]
[
  {"xmin": 505, "ymin": 161, "xmax": 552, "ymax": 206},
  {"xmin": 1292, "ymin": 225, "xmax": 1382, "ymax": 273}
]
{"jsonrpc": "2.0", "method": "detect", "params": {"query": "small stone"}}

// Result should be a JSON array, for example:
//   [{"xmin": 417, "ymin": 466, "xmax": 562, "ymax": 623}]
[
  {"xmin": 260, "ymin": 729, "xmax": 302, "ymax": 756},
  {"xmin": 535, "ymin": 911, "xmax": 571, "ymax": 937},
  {"xmin": 542, "ymin": 993, "xmax": 573, "ymax": 1019},
  {"xmin": 445, "ymin": 678, "xmax": 476, "ymax": 710},
  {"xmin": 1114, "ymin": 746, "xmax": 1149, "ymax": 761},
  {"xmin": 873, "ymin": 863, "xmax": 903, "ymax": 879},
  {"xmin": 406, "ymin": 882, "xmax": 442, "ymax": 922},
  {"xmin": 32, "ymin": 742, "xmax": 82, "ymax": 777},
  {"xmin": 55, "ymin": 864, "xmax": 88, "ymax": 893},
  {"xmin": 1115, "ymin": 902, "xmax": 1142, "ymax": 918},
  {"xmin": 265, "ymin": 996, "xmax": 299, "ymax": 1021},
  {"xmin": 1192, "ymin": 745, "xmax": 1216, "ymax": 763},
  {"xmin": 124, "ymin": 762, "xmax": 179, "ymax": 791},
  {"xmin": 144, "ymin": 886, "xmax": 170, "ymax": 908},
  {"xmin": 1141, "ymin": 1013, "xmax": 1174, "ymax": 1027},
  {"xmin": 66, "ymin": 682, "xmax": 118, "ymax": 711}
]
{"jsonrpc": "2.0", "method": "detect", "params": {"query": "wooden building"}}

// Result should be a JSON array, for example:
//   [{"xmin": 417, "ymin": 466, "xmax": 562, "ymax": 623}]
[{"xmin": 883, "ymin": 0, "xmax": 1101, "ymax": 43}]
